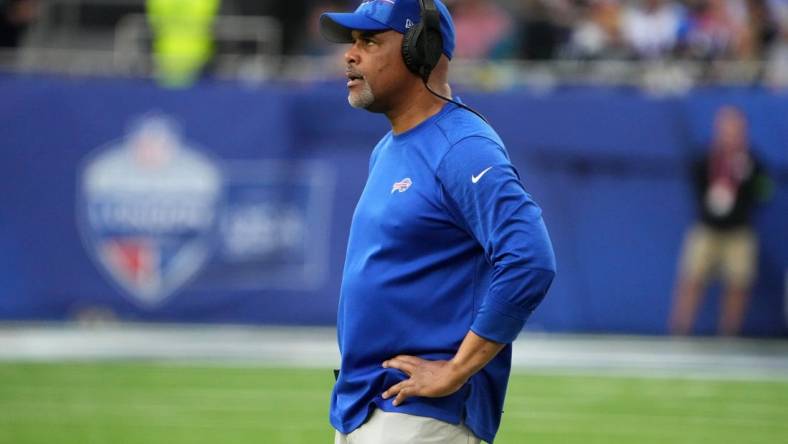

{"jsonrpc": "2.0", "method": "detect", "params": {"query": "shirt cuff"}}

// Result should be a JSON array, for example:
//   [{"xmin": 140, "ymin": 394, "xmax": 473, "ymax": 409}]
[{"xmin": 470, "ymin": 296, "xmax": 530, "ymax": 344}]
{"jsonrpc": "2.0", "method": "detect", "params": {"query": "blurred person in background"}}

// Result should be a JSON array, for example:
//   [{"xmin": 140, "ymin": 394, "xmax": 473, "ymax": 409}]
[
  {"xmin": 515, "ymin": 0, "xmax": 576, "ymax": 60},
  {"xmin": 319, "ymin": 0, "xmax": 556, "ymax": 442},
  {"xmin": 0, "ymin": 0, "xmax": 38, "ymax": 48},
  {"xmin": 447, "ymin": 0, "xmax": 514, "ymax": 59},
  {"xmin": 739, "ymin": 0, "xmax": 780, "ymax": 59},
  {"xmin": 146, "ymin": 0, "xmax": 220, "ymax": 88},
  {"xmin": 765, "ymin": 0, "xmax": 788, "ymax": 86},
  {"xmin": 620, "ymin": 0, "xmax": 685, "ymax": 58},
  {"xmin": 565, "ymin": 0, "xmax": 630, "ymax": 59},
  {"xmin": 678, "ymin": 0, "xmax": 750, "ymax": 60},
  {"xmin": 669, "ymin": 106, "xmax": 771, "ymax": 336}
]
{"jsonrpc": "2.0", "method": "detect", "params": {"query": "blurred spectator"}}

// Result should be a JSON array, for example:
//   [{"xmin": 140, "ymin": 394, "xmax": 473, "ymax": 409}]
[
  {"xmin": 620, "ymin": 0, "xmax": 685, "ymax": 58},
  {"xmin": 739, "ymin": 0, "xmax": 780, "ymax": 59},
  {"xmin": 514, "ymin": 0, "xmax": 575, "ymax": 60},
  {"xmin": 765, "ymin": 33, "xmax": 788, "ymax": 86},
  {"xmin": 566, "ymin": 0, "xmax": 630, "ymax": 59},
  {"xmin": 146, "ymin": 0, "xmax": 220, "ymax": 88},
  {"xmin": 669, "ymin": 106, "xmax": 771, "ymax": 336},
  {"xmin": 679, "ymin": 0, "xmax": 749, "ymax": 60},
  {"xmin": 765, "ymin": 0, "xmax": 788, "ymax": 86},
  {"xmin": 448, "ymin": 0, "xmax": 514, "ymax": 59},
  {"xmin": 0, "ymin": 0, "xmax": 38, "ymax": 48}
]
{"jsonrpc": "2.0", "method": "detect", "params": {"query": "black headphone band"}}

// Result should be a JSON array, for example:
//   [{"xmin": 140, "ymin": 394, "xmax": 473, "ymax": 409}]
[
  {"xmin": 420, "ymin": 0, "xmax": 439, "ymax": 28},
  {"xmin": 421, "ymin": 0, "xmax": 441, "ymax": 59}
]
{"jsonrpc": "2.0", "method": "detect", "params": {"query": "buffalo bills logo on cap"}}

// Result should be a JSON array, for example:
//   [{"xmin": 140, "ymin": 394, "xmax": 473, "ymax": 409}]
[{"xmin": 77, "ymin": 115, "xmax": 222, "ymax": 306}]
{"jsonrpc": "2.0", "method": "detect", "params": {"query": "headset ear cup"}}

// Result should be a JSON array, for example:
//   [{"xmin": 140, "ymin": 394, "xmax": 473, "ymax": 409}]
[
  {"xmin": 424, "ymin": 29, "xmax": 443, "ymax": 68},
  {"xmin": 422, "ymin": 27, "xmax": 442, "ymax": 73},
  {"xmin": 402, "ymin": 0, "xmax": 443, "ymax": 80},
  {"xmin": 402, "ymin": 24, "xmax": 423, "ymax": 77}
]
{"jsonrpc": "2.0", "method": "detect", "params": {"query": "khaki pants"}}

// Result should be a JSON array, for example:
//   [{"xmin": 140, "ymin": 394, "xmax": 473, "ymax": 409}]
[
  {"xmin": 334, "ymin": 409, "xmax": 482, "ymax": 444},
  {"xmin": 679, "ymin": 224, "xmax": 757, "ymax": 289}
]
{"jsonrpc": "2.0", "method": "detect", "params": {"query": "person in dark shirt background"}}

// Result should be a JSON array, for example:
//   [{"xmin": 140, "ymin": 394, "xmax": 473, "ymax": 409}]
[
  {"xmin": 669, "ymin": 105, "xmax": 770, "ymax": 336},
  {"xmin": 0, "ymin": 0, "xmax": 38, "ymax": 48}
]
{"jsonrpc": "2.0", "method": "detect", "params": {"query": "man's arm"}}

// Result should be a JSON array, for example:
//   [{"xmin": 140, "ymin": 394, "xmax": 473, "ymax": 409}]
[{"xmin": 381, "ymin": 330, "xmax": 505, "ymax": 406}]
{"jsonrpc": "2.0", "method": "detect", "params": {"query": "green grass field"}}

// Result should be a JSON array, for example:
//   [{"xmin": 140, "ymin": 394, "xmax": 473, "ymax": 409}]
[{"xmin": 0, "ymin": 363, "xmax": 786, "ymax": 444}]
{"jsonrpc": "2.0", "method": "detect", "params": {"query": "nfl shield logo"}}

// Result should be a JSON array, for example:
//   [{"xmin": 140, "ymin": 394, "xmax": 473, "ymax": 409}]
[{"xmin": 77, "ymin": 115, "xmax": 222, "ymax": 306}]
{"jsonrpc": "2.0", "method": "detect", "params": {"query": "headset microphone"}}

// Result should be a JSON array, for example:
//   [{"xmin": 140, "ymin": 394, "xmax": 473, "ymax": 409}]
[{"xmin": 401, "ymin": 0, "xmax": 489, "ymax": 124}]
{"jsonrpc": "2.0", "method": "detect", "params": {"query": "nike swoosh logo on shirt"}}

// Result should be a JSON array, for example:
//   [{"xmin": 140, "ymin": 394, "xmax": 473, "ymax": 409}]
[{"xmin": 471, "ymin": 166, "xmax": 493, "ymax": 184}]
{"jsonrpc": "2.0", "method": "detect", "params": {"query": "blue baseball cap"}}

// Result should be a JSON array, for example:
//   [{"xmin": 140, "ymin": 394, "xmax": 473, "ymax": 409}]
[{"xmin": 320, "ymin": 0, "xmax": 456, "ymax": 59}]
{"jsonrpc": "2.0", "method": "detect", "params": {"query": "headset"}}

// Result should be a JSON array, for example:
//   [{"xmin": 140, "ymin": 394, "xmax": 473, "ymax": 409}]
[
  {"xmin": 401, "ymin": 0, "xmax": 442, "ymax": 81},
  {"xmin": 401, "ymin": 0, "xmax": 488, "ymax": 123}
]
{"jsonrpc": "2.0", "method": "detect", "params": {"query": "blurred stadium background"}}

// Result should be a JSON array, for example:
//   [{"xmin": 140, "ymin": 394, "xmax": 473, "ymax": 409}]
[{"xmin": 1, "ymin": 0, "xmax": 787, "ymax": 443}]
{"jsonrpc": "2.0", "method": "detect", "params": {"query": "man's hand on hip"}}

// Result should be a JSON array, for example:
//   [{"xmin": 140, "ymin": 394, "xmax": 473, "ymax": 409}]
[
  {"xmin": 381, "ymin": 331, "xmax": 506, "ymax": 406},
  {"xmin": 381, "ymin": 356, "xmax": 466, "ymax": 406}
]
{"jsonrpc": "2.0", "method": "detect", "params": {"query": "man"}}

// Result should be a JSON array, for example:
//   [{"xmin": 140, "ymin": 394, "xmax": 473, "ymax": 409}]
[
  {"xmin": 146, "ymin": 0, "xmax": 219, "ymax": 88},
  {"xmin": 670, "ymin": 105, "xmax": 769, "ymax": 336},
  {"xmin": 319, "ymin": 1, "xmax": 556, "ymax": 442}
]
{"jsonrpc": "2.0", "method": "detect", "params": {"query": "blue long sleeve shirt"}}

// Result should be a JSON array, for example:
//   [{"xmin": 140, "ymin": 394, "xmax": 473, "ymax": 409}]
[{"xmin": 330, "ymin": 102, "xmax": 556, "ymax": 443}]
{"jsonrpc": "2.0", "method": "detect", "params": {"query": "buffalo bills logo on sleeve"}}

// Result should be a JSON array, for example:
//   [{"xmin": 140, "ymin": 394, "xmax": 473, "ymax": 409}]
[
  {"xmin": 391, "ymin": 177, "xmax": 413, "ymax": 194},
  {"xmin": 77, "ymin": 115, "xmax": 222, "ymax": 306}
]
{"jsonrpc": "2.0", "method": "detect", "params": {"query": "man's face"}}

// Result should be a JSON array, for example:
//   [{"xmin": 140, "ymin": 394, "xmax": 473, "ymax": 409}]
[
  {"xmin": 714, "ymin": 107, "xmax": 748, "ymax": 153},
  {"xmin": 344, "ymin": 29, "xmax": 412, "ymax": 112}
]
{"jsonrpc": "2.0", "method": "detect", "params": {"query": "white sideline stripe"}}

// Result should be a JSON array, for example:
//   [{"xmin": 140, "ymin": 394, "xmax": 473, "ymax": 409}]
[
  {"xmin": 3, "ymin": 389, "xmax": 783, "ymax": 419},
  {"xmin": 0, "ymin": 324, "xmax": 787, "ymax": 380}
]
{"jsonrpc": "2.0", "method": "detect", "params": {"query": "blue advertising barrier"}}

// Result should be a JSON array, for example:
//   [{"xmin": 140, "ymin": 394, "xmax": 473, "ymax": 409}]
[{"xmin": 0, "ymin": 75, "xmax": 786, "ymax": 335}]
